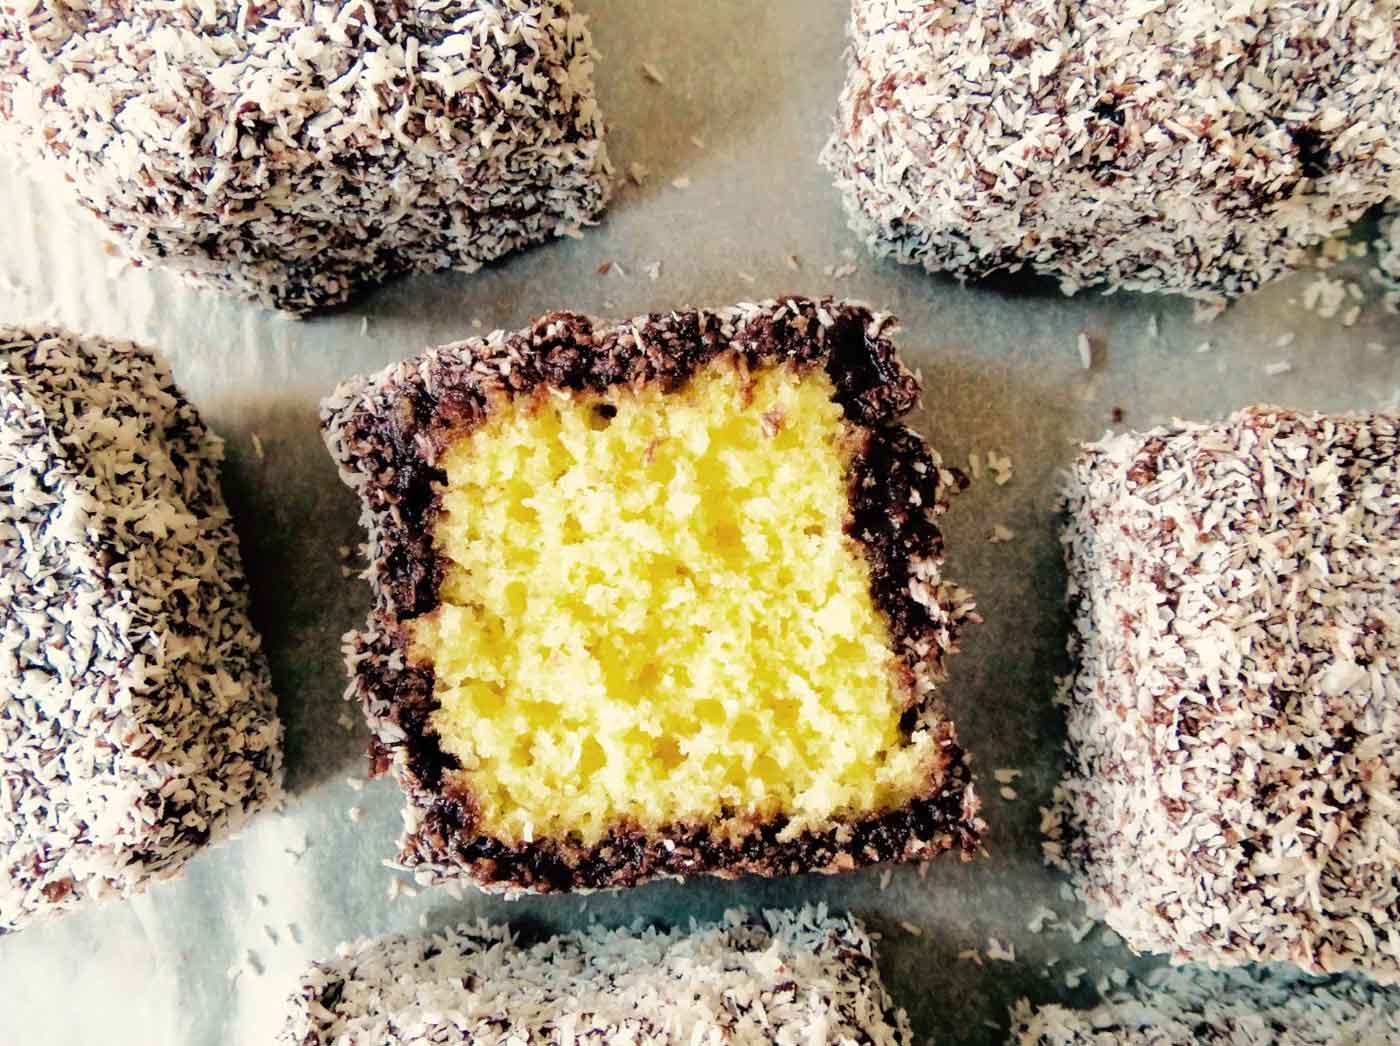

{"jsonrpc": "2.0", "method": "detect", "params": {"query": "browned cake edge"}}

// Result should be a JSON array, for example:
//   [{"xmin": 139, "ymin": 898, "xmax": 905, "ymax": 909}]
[{"xmin": 322, "ymin": 297, "xmax": 983, "ymax": 892}]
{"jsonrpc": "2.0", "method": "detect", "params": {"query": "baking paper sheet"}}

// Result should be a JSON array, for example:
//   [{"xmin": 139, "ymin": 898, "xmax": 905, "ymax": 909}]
[{"xmin": 2, "ymin": 2, "xmax": 1398, "ymax": 1042}]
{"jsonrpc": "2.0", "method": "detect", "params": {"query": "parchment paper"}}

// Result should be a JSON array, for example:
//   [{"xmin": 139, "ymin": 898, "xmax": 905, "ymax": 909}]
[{"xmin": 1, "ymin": 2, "xmax": 1397, "ymax": 1043}]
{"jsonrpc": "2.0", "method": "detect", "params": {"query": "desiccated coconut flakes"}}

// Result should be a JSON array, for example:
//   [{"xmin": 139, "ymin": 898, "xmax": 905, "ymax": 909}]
[
  {"xmin": 278, "ymin": 908, "xmax": 913, "ymax": 1045},
  {"xmin": 0, "ymin": 326, "xmax": 283, "ymax": 934},
  {"xmin": 1050, "ymin": 405, "xmax": 1400, "ymax": 982},
  {"xmin": 1, "ymin": 0, "xmax": 612, "ymax": 312},
  {"xmin": 986, "ymin": 938, "xmax": 1016, "ymax": 962},
  {"xmin": 1076, "ymin": 333, "xmax": 1093, "ymax": 370},
  {"xmin": 1010, "ymin": 965, "xmax": 1400, "ymax": 1045},
  {"xmin": 821, "ymin": 2, "xmax": 1400, "ymax": 301}
]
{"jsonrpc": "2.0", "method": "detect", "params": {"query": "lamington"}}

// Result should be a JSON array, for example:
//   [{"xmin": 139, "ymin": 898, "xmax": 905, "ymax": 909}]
[
  {"xmin": 322, "ymin": 297, "xmax": 982, "ymax": 893},
  {"xmin": 279, "ymin": 906, "xmax": 912, "ymax": 1045},
  {"xmin": 821, "ymin": 1, "xmax": 1400, "ymax": 301},
  {"xmin": 0, "ymin": 0, "xmax": 611, "ymax": 313},
  {"xmin": 1048, "ymin": 407, "xmax": 1400, "ymax": 981},
  {"xmin": 0, "ymin": 326, "xmax": 284, "ymax": 933},
  {"xmin": 1010, "ymin": 967, "xmax": 1400, "ymax": 1045}
]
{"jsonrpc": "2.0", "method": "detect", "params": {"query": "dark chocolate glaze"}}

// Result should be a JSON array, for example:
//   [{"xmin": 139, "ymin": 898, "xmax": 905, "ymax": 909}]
[{"xmin": 325, "ymin": 297, "xmax": 983, "ymax": 891}]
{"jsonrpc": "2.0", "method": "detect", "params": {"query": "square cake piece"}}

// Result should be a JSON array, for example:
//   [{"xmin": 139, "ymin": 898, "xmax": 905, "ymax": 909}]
[
  {"xmin": 279, "ymin": 906, "xmax": 912, "ymax": 1045},
  {"xmin": 0, "ymin": 326, "xmax": 284, "ymax": 933},
  {"xmin": 1048, "ymin": 407, "xmax": 1400, "ymax": 980},
  {"xmin": 1011, "ymin": 967, "xmax": 1400, "ymax": 1045},
  {"xmin": 821, "ymin": 1, "xmax": 1400, "ymax": 300},
  {"xmin": 1, "ymin": 0, "xmax": 610, "ymax": 313},
  {"xmin": 323, "ymin": 297, "xmax": 982, "ymax": 893}
]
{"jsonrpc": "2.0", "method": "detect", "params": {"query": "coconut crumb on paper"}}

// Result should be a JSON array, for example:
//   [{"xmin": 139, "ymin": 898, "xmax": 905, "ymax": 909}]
[
  {"xmin": 988, "ymin": 525, "xmax": 1016, "ymax": 545},
  {"xmin": 986, "ymin": 450, "xmax": 1013, "ymax": 486},
  {"xmin": 1027, "ymin": 907, "xmax": 1059, "ymax": 935},
  {"xmin": 671, "ymin": 176, "xmax": 691, "ymax": 190},
  {"xmin": 1264, "ymin": 360, "xmax": 1294, "ymax": 376},
  {"xmin": 640, "ymin": 61, "xmax": 666, "ymax": 85},
  {"xmin": 1378, "ymin": 208, "xmax": 1400, "ymax": 287},
  {"xmin": 628, "ymin": 163, "xmax": 650, "ymax": 186},
  {"xmin": 1076, "ymin": 332, "xmax": 1093, "ymax": 370},
  {"xmin": 986, "ymin": 938, "xmax": 1016, "ymax": 963}
]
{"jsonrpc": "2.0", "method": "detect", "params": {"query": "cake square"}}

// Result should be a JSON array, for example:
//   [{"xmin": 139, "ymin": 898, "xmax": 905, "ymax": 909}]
[
  {"xmin": 1011, "ymin": 967, "xmax": 1400, "ymax": 1045},
  {"xmin": 322, "ymin": 297, "xmax": 982, "ymax": 893},
  {"xmin": 1048, "ymin": 406, "xmax": 1400, "ymax": 980},
  {"xmin": 279, "ymin": 906, "xmax": 913, "ymax": 1045},
  {"xmin": 821, "ymin": 1, "xmax": 1400, "ymax": 300},
  {"xmin": 1, "ymin": 0, "xmax": 610, "ymax": 312},
  {"xmin": 0, "ymin": 326, "xmax": 283, "ymax": 933}
]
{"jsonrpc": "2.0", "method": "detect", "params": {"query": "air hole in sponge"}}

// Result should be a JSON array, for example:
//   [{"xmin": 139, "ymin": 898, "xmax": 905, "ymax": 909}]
[{"xmin": 588, "ymin": 403, "xmax": 618, "ymax": 430}]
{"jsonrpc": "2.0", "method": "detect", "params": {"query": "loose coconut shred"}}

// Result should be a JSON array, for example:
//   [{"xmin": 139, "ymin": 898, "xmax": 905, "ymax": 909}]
[
  {"xmin": 1379, "ymin": 204, "xmax": 1400, "ymax": 288},
  {"xmin": 0, "ymin": 0, "xmax": 611, "ymax": 313},
  {"xmin": 1011, "ymin": 965, "xmax": 1400, "ymax": 1045},
  {"xmin": 821, "ymin": 1, "xmax": 1400, "ymax": 300},
  {"xmin": 1048, "ymin": 406, "xmax": 1400, "ymax": 981},
  {"xmin": 0, "ymin": 326, "xmax": 284, "ymax": 933},
  {"xmin": 278, "ymin": 906, "xmax": 912, "ymax": 1046}
]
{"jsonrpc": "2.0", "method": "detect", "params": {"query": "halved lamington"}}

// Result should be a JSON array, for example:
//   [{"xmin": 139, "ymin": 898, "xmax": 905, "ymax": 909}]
[
  {"xmin": 0, "ymin": 326, "xmax": 283, "ymax": 933},
  {"xmin": 322, "ymin": 297, "xmax": 982, "ymax": 893},
  {"xmin": 279, "ymin": 906, "xmax": 912, "ymax": 1045},
  {"xmin": 1, "ymin": 0, "xmax": 610, "ymax": 313},
  {"xmin": 1048, "ymin": 407, "xmax": 1400, "ymax": 981},
  {"xmin": 821, "ymin": 1, "xmax": 1400, "ymax": 300},
  {"xmin": 1011, "ymin": 967, "xmax": 1400, "ymax": 1045}
]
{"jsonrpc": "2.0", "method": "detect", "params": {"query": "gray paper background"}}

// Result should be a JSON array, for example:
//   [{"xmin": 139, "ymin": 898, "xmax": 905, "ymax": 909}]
[{"xmin": 2, "ymin": 2, "xmax": 1397, "ymax": 1043}]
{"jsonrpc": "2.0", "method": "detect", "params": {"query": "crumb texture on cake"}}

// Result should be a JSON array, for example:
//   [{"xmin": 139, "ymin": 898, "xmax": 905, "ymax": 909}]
[
  {"xmin": 1048, "ymin": 406, "xmax": 1400, "ymax": 981},
  {"xmin": 821, "ymin": 1, "xmax": 1400, "ymax": 300},
  {"xmin": 322, "ymin": 299, "xmax": 983, "ymax": 891},
  {"xmin": 0, "ymin": 325, "xmax": 283, "ymax": 933},
  {"xmin": 278, "ymin": 905, "xmax": 912, "ymax": 1046},
  {"xmin": 0, "ymin": 0, "xmax": 610, "ymax": 312},
  {"xmin": 417, "ymin": 358, "xmax": 934, "ymax": 846},
  {"xmin": 1011, "ymin": 965, "xmax": 1400, "ymax": 1045}
]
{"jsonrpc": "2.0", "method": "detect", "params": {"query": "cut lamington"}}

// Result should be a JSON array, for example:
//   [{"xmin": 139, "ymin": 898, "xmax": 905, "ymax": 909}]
[
  {"xmin": 1010, "ymin": 966, "xmax": 1400, "ymax": 1045},
  {"xmin": 821, "ymin": 1, "xmax": 1400, "ymax": 300},
  {"xmin": 0, "ymin": 326, "xmax": 283, "ymax": 933},
  {"xmin": 322, "ymin": 297, "xmax": 982, "ymax": 893},
  {"xmin": 1048, "ymin": 407, "xmax": 1400, "ymax": 981},
  {"xmin": 0, "ymin": 0, "xmax": 610, "ymax": 313},
  {"xmin": 279, "ymin": 906, "xmax": 912, "ymax": 1046}
]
